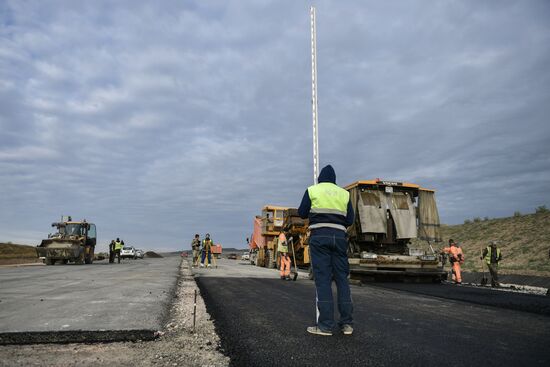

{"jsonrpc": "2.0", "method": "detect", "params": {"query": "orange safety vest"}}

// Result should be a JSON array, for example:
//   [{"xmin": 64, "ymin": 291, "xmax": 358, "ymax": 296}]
[{"xmin": 442, "ymin": 245, "xmax": 464, "ymax": 263}]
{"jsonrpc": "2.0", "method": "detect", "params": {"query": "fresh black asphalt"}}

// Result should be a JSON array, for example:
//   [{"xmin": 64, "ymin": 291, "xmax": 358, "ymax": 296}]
[
  {"xmin": 371, "ymin": 282, "xmax": 550, "ymax": 316},
  {"xmin": 196, "ymin": 275, "xmax": 550, "ymax": 367}
]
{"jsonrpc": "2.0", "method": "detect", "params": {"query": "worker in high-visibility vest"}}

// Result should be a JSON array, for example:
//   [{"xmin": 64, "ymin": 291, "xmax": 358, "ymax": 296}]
[
  {"xmin": 481, "ymin": 241, "xmax": 502, "ymax": 287},
  {"xmin": 278, "ymin": 232, "xmax": 291, "ymax": 280},
  {"xmin": 441, "ymin": 239, "xmax": 464, "ymax": 284},
  {"xmin": 114, "ymin": 238, "xmax": 123, "ymax": 264},
  {"xmin": 298, "ymin": 164, "xmax": 355, "ymax": 336},
  {"xmin": 200, "ymin": 234, "xmax": 213, "ymax": 268}
]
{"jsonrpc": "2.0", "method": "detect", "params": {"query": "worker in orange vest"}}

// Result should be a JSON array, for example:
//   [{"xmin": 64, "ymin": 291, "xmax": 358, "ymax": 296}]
[
  {"xmin": 278, "ymin": 232, "xmax": 291, "ymax": 280},
  {"xmin": 441, "ymin": 239, "xmax": 464, "ymax": 284}
]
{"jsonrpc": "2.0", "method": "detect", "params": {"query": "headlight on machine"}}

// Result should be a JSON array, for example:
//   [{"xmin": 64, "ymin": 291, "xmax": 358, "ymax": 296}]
[
  {"xmin": 361, "ymin": 252, "xmax": 378, "ymax": 260},
  {"xmin": 420, "ymin": 255, "xmax": 436, "ymax": 261}
]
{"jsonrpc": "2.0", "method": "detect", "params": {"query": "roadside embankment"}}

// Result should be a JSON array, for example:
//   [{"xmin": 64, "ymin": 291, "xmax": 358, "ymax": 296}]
[{"xmin": 0, "ymin": 243, "xmax": 40, "ymax": 265}]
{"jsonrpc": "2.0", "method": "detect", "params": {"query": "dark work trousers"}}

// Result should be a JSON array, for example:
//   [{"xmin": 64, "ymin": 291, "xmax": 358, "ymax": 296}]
[
  {"xmin": 488, "ymin": 263, "xmax": 499, "ymax": 286},
  {"xmin": 201, "ymin": 250, "xmax": 211, "ymax": 264},
  {"xmin": 109, "ymin": 250, "xmax": 114, "ymax": 263},
  {"xmin": 115, "ymin": 249, "xmax": 121, "ymax": 264},
  {"xmin": 309, "ymin": 233, "xmax": 353, "ymax": 331}
]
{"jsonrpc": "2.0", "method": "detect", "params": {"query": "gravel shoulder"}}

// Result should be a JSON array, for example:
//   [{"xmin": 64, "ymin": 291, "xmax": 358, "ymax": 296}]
[{"xmin": 0, "ymin": 260, "xmax": 229, "ymax": 367}]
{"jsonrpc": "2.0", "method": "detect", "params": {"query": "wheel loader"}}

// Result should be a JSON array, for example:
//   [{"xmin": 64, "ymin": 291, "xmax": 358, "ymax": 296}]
[{"xmin": 36, "ymin": 216, "xmax": 97, "ymax": 265}]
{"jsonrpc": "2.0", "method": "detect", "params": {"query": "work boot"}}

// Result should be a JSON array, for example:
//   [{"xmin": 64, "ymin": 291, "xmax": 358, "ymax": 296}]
[
  {"xmin": 200, "ymin": 263, "xmax": 204, "ymax": 268},
  {"xmin": 341, "ymin": 324, "xmax": 353, "ymax": 335},
  {"xmin": 307, "ymin": 326, "xmax": 332, "ymax": 336},
  {"xmin": 280, "ymin": 276, "xmax": 286, "ymax": 280}
]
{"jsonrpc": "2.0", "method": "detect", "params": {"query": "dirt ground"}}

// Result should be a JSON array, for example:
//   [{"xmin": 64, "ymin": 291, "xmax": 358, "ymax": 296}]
[{"xmin": 0, "ymin": 260, "xmax": 229, "ymax": 367}]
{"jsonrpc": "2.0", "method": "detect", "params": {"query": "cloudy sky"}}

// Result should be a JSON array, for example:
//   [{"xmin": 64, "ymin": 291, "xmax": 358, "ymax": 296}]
[{"xmin": 1, "ymin": 0, "xmax": 549, "ymax": 251}]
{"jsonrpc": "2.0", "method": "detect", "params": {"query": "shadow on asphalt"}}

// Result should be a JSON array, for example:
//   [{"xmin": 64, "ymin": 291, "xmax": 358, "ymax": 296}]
[{"xmin": 369, "ymin": 282, "xmax": 550, "ymax": 316}]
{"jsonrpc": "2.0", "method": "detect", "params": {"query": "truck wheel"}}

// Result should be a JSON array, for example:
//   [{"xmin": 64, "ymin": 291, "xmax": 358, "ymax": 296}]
[
  {"xmin": 62, "ymin": 259, "xmax": 69, "ymax": 265},
  {"xmin": 267, "ymin": 254, "xmax": 275, "ymax": 269}
]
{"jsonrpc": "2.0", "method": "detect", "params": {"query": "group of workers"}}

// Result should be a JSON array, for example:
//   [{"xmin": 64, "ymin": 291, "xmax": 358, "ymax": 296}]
[
  {"xmin": 185, "ymin": 164, "xmax": 507, "ymax": 338},
  {"xmin": 191, "ymin": 233, "xmax": 216, "ymax": 268},
  {"xmin": 108, "ymin": 238, "xmax": 124, "ymax": 264},
  {"xmin": 441, "ymin": 239, "xmax": 503, "ymax": 287}
]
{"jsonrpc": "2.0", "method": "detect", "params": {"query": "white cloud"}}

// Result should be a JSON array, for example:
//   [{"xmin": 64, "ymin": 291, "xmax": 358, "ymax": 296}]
[{"xmin": 0, "ymin": 0, "xmax": 549, "ymax": 249}]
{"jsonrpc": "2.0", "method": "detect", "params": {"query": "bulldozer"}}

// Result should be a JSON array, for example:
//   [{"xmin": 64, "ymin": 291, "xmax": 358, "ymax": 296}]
[
  {"xmin": 36, "ymin": 216, "xmax": 97, "ymax": 265},
  {"xmin": 346, "ymin": 179, "xmax": 446, "ymax": 281}
]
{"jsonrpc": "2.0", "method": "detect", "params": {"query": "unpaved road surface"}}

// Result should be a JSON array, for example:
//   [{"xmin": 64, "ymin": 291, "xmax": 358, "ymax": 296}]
[
  {"xmin": 195, "ymin": 259, "xmax": 550, "ymax": 367},
  {"xmin": 0, "ymin": 257, "xmax": 180, "ymax": 341}
]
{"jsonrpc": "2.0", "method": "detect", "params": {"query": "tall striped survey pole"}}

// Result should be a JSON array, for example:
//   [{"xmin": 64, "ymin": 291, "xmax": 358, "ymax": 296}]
[{"xmin": 310, "ymin": 6, "xmax": 319, "ymax": 185}]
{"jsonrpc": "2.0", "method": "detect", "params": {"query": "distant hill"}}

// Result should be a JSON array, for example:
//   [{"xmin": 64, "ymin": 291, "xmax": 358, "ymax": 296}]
[
  {"xmin": 412, "ymin": 211, "xmax": 550, "ymax": 276},
  {"xmin": 0, "ymin": 243, "xmax": 40, "ymax": 265}
]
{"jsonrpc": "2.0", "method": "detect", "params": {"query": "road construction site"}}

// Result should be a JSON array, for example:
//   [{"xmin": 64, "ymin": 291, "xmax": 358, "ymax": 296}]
[{"xmin": 1, "ymin": 257, "xmax": 549, "ymax": 366}]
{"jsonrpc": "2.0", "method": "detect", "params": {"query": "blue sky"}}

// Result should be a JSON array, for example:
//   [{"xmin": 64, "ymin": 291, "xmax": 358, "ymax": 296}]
[{"xmin": 1, "ymin": 0, "xmax": 549, "ymax": 252}]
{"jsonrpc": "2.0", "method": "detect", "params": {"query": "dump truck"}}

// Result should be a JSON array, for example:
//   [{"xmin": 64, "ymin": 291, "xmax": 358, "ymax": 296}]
[
  {"xmin": 248, "ymin": 205, "xmax": 287, "ymax": 268},
  {"xmin": 248, "ymin": 206, "xmax": 310, "ymax": 269},
  {"xmin": 36, "ymin": 216, "xmax": 97, "ymax": 265},
  {"xmin": 346, "ymin": 179, "xmax": 445, "ymax": 281},
  {"xmin": 211, "ymin": 244, "xmax": 222, "ymax": 259}
]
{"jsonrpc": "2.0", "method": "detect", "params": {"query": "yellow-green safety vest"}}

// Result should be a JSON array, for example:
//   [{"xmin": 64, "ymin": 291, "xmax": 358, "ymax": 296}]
[
  {"xmin": 484, "ymin": 246, "xmax": 501, "ymax": 265},
  {"xmin": 114, "ymin": 241, "xmax": 123, "ymax": 250},
  {"xmin": 307, "ymin": 182, "xmax": 350, "ymax": 231}
]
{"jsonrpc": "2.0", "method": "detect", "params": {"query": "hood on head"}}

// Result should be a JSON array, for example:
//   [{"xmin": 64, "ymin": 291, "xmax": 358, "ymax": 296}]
[{"xmin": 318, "ymin": 165, "xmax": 336, "ymax": 184}]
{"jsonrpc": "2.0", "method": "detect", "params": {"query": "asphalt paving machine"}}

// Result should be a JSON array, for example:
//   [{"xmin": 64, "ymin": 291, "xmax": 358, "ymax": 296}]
[{"xmin": 346, "ymin": 179, "xmax": 446, "ymax": 281}]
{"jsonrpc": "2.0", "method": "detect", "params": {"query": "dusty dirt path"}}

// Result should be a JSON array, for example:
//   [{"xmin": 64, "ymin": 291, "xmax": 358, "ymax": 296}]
[{"xmin": 0, "ymin": 260, "xmax": 229, "ymax": 367}]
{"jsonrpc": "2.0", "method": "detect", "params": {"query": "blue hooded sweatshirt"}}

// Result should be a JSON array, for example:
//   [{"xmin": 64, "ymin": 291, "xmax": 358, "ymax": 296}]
[{"xmin": 298, "ymin": 165, "xmax": 354, "ymax": 236}]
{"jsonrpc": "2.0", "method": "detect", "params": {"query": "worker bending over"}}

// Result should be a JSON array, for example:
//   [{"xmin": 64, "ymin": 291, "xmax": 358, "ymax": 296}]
[
  {"xmin": 299, "ymin": 164, "xmax": 355, "ymax": 336},
  {"xmin": 278, "ymin": 232, "xmax": 291, "ymax": 280},
  {"xmin": 441, "ymin": 239, "xmax": 464, "ymax": 284}
]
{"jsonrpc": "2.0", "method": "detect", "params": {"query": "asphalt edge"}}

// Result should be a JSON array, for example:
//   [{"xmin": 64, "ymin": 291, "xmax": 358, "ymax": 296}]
[
  {"xmin": 193, "ymin": 271, "xmax": 237, "ymax": 365},
  {"xmin": 158, "ymin": 256, "xmax": 185, "ymax": 329},
  {"xmin": 0, "ymin": 257, "xmax": 184, "ymax": 346},
  {"xmin": 0, "ymin": 329, "xmax": 157, "ymax": 345}
]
